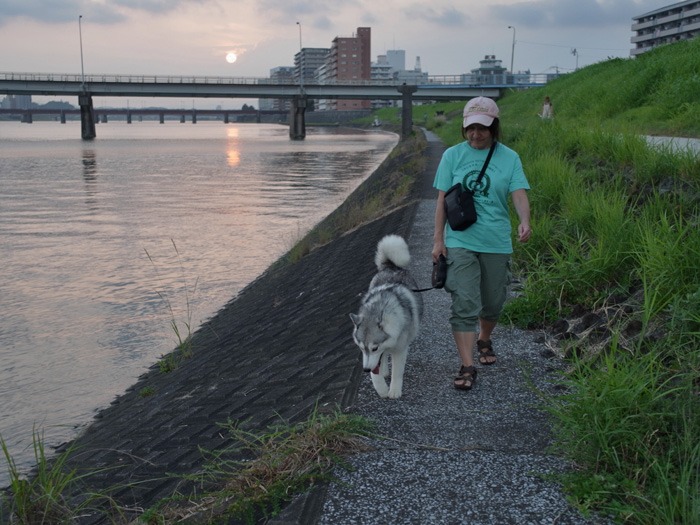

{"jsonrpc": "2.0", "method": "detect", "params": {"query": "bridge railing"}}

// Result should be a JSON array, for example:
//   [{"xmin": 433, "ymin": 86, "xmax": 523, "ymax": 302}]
[
  {"xmin": 0, "ymin": 72, "xmax": 405, "ymax": 86},
  {"xmin": 0, "ymin": 71, "xmax": 559, "ymax": 88}
]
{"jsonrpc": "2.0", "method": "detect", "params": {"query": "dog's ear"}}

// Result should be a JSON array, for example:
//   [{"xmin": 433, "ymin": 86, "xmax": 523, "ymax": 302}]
[{"xmin": 349, "ymin": 313, "xmax": 362, "ymax": 326}]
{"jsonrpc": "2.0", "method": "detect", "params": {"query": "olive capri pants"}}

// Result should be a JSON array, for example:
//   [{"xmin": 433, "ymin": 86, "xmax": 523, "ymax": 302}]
[{"xmin": 444, "ymin": 248, "xmax": 511, "ymax": 333}]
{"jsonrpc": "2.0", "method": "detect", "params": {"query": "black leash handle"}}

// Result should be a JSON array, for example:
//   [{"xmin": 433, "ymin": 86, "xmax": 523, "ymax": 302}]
[{"xmin": 412, "ymin": 254, "xmax": 447, "ymax": 292}]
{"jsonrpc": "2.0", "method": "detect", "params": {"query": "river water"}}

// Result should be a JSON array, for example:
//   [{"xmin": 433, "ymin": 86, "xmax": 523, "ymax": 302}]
[{"xmin": 0, "ymin": 121, "xmax": 398, "ymax": 484}]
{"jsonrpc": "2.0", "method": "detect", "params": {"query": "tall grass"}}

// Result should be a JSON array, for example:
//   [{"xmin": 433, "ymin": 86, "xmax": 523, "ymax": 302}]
[
  {"xmin": 546, "ymin": 340, "xmax": 699, "ymax": 524},
  {"xmin": 144, "ymin": 239, "xmax": 198, "ymax": 373},
  {"xmin": 1, "ymin": 430, "xmax": 122, "ymax": 524},
  {"xmin": 421, "ymin": 38, "xmax": 699, "ymax": 523}
]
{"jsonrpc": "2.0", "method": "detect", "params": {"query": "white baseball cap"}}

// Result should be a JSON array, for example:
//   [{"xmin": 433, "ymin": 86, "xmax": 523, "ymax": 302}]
[{"xmin": 463, "ymin": 97, "xmax": 500, "ymax": 128}]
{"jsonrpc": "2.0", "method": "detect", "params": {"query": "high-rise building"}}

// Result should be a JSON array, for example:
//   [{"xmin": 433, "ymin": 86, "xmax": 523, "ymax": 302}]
[
  {"xmin": 294, "ymin": 48, "xmax": 330, "ymax": 86},
  {"xmin": 260, "ymin": 66, "xmax": 295, "ymax": 111},
  {"xmin": 386, "ymin": 50, "xmax": 406, "ymax": 72},
  {"xmin": 372, "ymin": 55, "xmax": 394, "ymax": 82},
  {"xmin": 293, "ymin": 48, "xmax": 330, "ymax": 112},
  {"xmin": 2, "ymin": 94, "xmax": 32, "ymax": 109},
  {"xmin": 631, "ymin": 0, "xmax": 699, "ymax": 56},
  {"xmin": 327, "ymin": 27, "xmax": 371, "ymax": 110}
]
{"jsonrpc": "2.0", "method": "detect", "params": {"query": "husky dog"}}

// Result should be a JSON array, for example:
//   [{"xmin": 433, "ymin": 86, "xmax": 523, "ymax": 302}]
[{"xmin": 350, "ymin": 235, "xmax": 423, "ymax": 399}]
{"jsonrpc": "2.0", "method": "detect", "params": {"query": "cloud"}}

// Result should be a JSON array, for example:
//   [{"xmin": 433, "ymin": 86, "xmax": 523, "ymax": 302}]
[
  {"xmin": 255, "ymin": 0, "xmax": 356, "ymax": 24},
  {"xmin": 0, "ymin": 0, "xmax": 207, "ymax": 26},
  {"xmin": 490, "ymin": 0, "xmax": 663, "ymax": 29},
  {"xmin": 402, "ymin": 5, "xmax": 470, "ymax": 27},
  {"xmin": 115, "ymin": 0, "xmax": 207, "ymax": 14},
  {"xmin": 312, "ymin": 15, "xmax": 334, "ymax": 31},
  {"xmin": 0, "ymin": 0, "xmax": 84, "ymax": 24}
]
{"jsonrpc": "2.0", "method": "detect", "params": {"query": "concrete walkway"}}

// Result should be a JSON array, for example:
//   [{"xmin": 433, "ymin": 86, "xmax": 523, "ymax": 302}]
[{"xmin": 645, "ymin": 135, "xmax": 700, "ymax": 155}]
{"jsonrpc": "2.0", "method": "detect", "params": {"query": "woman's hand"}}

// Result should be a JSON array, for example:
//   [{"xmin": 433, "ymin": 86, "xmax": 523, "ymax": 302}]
[
  {"xmin": 517, "ymin": 223, "xmax": 531, "ymax": 243},
  {"xmin": 511, "ymin": 189, "xmax": 531, "ymax": 243},
  {"xmin": 432, "ymin": 241, "xmax": 447, "ymax": 263}
]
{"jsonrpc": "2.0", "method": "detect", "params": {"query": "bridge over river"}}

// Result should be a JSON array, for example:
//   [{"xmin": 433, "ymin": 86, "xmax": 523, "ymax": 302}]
[
  {"xmin": 0, "ymin": 107, "xmax": 289, "ymax": 125},
  {"xmin": 0, "ymin": 72, "xmax": 550, "ymax": 140}
]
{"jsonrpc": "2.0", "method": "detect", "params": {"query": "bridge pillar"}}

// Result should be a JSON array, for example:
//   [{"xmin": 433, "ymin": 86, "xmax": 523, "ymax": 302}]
[
  {"xmin": 79, "ymin": 94, "xmax": 96, "ymax": 140},
  {"xmin": 223, "ymin": 112, "xmax": 229, "ymax": 124},
  {"xmin": 60, "ymin": 111, "xmax": 66, "ymax": 124},
  {"xmin": 192, "ymin": 111, "xmax": 197, "ymax": 124},
  {"xmin": 289, "ymin": 96, "xmax": 307, "ymax": 140},
  {"xmin": 161, "ymin": 113, "xmax": 166, "ymax": 124},
  {"xmin": 256, "ymin": 111, "xmax": 261, "ymax": 124},
  {"xmin": 101, "ymin": 114, "xmax": 108, "ymax": 123},
  {"xmin": 398, "ymin": 84, "xmax": 417, "ymax": 140},
  {"xmin": 21, "ymin": 111, "xmax": 33, "ymax": 124},
  {"xmin": 126, "ymin": 111, "xmax": 132, "ymax": 124}
]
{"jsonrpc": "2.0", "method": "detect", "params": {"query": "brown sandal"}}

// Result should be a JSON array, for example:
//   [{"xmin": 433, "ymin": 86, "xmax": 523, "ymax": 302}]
[
  {"xmin": 477, "ymin": 339, "xmax": 497, "ymax": 365},
  {"xmin": 453, "ymin": 365, "xmax": 477, "ymax": 390}
]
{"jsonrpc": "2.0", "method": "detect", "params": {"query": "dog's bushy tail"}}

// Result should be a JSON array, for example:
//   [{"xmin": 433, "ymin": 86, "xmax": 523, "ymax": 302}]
[{"xmin": 375, "ymin": 234, "xmax": 411, "ymax": 270}]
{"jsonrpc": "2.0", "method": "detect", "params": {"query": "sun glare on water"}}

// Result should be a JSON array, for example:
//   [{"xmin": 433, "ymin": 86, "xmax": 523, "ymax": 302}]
[{"xmin": 226, "ymin": 52, "xmax": 237, "ymax": 64}]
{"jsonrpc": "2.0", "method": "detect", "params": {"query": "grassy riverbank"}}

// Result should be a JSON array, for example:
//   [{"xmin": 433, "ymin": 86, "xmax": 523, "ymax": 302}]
[{"xmin": 388, "ymin": 38, "xmax": 698, "ymax": 524}]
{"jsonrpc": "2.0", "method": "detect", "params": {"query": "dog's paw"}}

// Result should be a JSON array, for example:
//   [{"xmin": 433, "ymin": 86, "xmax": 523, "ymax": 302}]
[
  {"xmin": 371, "ymin": 381, "xmax": 389, "ymax": 398},
  {"xmin": 387, "ymin": 388, "xmax": 402, "ymax": 399}
]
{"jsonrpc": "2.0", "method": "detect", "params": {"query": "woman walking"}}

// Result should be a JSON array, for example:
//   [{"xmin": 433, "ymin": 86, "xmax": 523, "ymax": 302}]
[{"xmin": 432, "ymin": 96, "xmax": 531, "ymax": 390}]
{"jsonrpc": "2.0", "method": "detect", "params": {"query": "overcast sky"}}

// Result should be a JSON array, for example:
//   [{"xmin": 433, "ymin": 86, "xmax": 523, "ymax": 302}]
[{"xmin": 1, "ymin": 0, "xmax": 666, "ymax": 107}]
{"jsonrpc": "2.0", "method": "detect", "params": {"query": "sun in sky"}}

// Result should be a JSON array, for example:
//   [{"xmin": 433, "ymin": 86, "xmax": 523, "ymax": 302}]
[{"xmin": 225, "ymin": 52, "xmax": 238, "ymax": 64}]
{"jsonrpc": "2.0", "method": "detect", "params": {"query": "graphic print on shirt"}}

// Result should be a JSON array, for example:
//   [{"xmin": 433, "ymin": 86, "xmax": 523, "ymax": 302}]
[{"xmin": 462, "ymin": 169, "xmax": 491, "ymax": 198}]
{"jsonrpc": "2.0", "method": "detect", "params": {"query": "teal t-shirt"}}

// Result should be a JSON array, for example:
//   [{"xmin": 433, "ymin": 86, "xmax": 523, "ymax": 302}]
[{"xmin": 433, "ymin": 141, "xmax": 530, "ymax": 254}]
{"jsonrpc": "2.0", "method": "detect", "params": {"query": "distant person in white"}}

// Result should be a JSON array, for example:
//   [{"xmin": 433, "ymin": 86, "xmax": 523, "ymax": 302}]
[{"xmin": 540, "ymin": 96, "xmax": 554, "ymax": 119}]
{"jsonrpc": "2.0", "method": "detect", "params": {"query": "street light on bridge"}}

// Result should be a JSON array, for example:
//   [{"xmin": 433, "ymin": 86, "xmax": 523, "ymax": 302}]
[
  {"xmin": 296, "ymin": 22, "xmax": 303, "ymax": 91},
  {"xmin": 508, "ymin": 25, "xmax": 516, "ymax": 75},
  {"xmin": 79, "ymin": 15, "xmax": 86, "ymax": 90}
]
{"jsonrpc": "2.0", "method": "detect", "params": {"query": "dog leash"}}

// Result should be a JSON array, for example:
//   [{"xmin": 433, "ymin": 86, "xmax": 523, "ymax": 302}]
[{"xmin": 412, "ymin": 254, "xmax": 447, "ymax": 293}]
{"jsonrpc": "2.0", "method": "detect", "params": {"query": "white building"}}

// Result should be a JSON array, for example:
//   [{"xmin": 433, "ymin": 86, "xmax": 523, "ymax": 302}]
[
  {"xmin": 631, "ymin": 0, "xmax": 700, "ymax": 56},
  {"xmin": 385, "ymin": 50, "xmax": 406, "ymax": 72}
]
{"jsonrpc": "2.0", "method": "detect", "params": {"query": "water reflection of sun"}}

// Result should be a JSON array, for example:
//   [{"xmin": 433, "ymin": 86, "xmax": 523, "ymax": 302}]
[{"xmin": 226, "ymin": 127, "xmax": 240, "ymax": 166}]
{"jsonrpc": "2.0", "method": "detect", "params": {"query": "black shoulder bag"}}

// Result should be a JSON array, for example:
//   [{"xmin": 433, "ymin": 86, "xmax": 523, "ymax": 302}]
[{"xmin": 443, "ymin": 141, "xmax": 497, "ymax": 231}]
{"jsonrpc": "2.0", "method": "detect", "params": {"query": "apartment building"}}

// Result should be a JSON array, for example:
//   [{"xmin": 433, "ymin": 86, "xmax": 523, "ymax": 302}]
[
  {"xmin": 631, "ymin": 0, "xmax": 700, "ymax": 56},
  {"xmin": 327, "ymin": 27, "xmax": 371, "ymax": 110},
  {"xmin": 294, "ymin": 48, "xmax": 330, "ymax": 87},
  {"xmin": 259, "ymin": 66, "xmax": 294, "ymax": 111}
]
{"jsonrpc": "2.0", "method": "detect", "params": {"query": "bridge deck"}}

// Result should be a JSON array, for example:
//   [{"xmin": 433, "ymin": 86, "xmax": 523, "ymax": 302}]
[{"xmin": 0, "ymin": 71, "xmax": 550, "ymax": 101}]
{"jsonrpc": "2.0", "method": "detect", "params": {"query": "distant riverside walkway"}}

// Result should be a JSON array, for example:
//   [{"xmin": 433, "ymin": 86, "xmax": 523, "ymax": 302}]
[
  {"xmin": 10, "ymin": 129, "xmax": 613, "ymax": 524},
  {"xmin": 645, "ymin": 135, "xmax": 700, "ymax": 155}
]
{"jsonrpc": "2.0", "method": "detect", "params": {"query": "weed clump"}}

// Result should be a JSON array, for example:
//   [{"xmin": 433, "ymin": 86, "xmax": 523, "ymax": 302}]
[{"xmin": 144, "ymin": 409, "xmax": 374, "ymax": 524}]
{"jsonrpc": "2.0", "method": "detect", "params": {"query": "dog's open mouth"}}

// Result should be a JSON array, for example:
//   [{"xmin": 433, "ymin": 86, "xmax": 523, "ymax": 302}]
[{"xmin": 371, "ymin": 364, "xmax": 380, "ymax": 375}]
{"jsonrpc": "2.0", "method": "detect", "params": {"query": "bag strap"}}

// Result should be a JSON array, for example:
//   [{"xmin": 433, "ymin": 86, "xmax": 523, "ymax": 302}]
[{"xmin": 474, "ymin": 141, "xmax": 497, "ymax": 186}]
